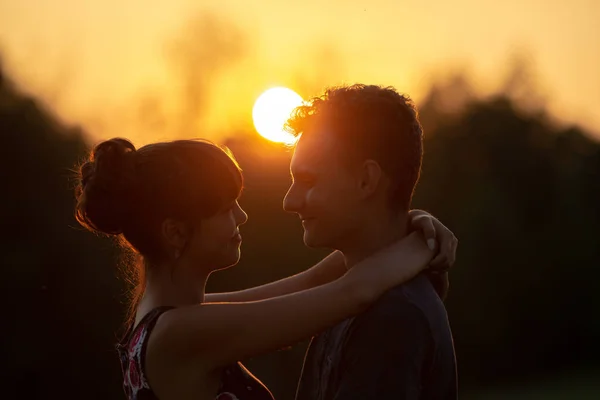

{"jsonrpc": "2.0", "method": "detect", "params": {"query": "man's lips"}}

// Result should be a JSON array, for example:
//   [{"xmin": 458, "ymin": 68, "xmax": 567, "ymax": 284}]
[{"xmin": 301, "ymin": 218, "xmax": 315, "ymax": 227}]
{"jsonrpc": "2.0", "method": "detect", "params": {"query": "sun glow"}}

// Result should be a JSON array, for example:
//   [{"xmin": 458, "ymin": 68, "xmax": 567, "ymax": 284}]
[{"xmin": 252, "ymin": 87, "xmax": 304, "ymax": 145}]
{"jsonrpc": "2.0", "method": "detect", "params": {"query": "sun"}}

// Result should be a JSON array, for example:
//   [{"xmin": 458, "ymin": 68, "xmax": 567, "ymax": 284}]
[{"xmin": 252, "ymin": 87, "xmax": 304, "ymax": 145}]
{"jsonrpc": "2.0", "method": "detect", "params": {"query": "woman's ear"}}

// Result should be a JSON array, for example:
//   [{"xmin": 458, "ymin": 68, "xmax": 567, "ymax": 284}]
[{"xmin": 161, "ymin": 218, "xmax": 190, "ymax": 256}]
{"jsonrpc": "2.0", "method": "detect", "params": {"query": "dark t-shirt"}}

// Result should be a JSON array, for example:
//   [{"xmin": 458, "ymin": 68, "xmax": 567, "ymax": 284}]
[{"xmin": 295, "ymin": 274, "xmax": 457, "ymax": 400}]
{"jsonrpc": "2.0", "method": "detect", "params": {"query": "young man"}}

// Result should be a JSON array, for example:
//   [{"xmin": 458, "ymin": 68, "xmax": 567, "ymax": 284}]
[{"xmin": 284, "ymin": 84, "xmax": 458, "ymax": 400}]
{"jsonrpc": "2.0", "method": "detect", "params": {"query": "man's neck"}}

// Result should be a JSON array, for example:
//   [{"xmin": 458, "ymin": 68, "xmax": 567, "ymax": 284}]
[{"xmin": 341, "ymin": 213, "xmax": 410, "ymax": 268}]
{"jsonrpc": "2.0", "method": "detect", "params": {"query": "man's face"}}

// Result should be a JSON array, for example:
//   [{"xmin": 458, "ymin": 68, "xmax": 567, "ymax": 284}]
[{"xmin": 283, "ymin": 132, "xmax": 364, "ymax": 249}]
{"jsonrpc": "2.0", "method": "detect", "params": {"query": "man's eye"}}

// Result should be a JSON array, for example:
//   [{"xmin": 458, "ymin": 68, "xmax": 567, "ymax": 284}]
[
  {"xmin": 291, "ymin": 175, "xmax": 315, "ymax": 186},
  {"xmin": 299, "ymin": 176, "xmax": 315, "ymax": 185}
]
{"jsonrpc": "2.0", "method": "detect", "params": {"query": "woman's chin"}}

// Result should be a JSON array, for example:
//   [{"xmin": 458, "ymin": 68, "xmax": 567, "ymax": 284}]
[
  {"xmin": 213, "ymin": 250, "xmax": 241, "ymax": 272},
  {"xmin": 229, "ymin": 252, "xmax": 241, "ymax": 268}
]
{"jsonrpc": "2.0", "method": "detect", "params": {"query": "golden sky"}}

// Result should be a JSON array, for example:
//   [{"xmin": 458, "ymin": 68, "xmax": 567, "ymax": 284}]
[{"xmin": 1, "ymin": 0, "xmax": 598, "ymax": 145}]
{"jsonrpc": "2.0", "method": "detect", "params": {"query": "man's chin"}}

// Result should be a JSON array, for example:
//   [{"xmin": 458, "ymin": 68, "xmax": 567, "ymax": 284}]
[{"xmin": 303, "ymin": 232, "xmax": 328, "ymax": 249}]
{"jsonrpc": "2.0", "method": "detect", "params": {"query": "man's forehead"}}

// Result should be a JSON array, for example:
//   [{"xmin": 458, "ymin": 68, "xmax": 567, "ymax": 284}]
[{"xmin": 290, "ymin": 132, "xmax": 338, "ymax": 174}]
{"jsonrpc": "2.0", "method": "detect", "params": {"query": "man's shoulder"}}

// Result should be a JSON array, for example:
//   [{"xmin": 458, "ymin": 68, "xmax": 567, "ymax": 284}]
[
  {"xmin": 352, "ymin": 280, "xmax": 423, "ymax": 328},
  {"xmin": 338, "ymin": 277, "xmax": 435, "ymax": 356},
  {"xmin": 354, "ymin": 274, "xmax": 448, "ymax": 329}
]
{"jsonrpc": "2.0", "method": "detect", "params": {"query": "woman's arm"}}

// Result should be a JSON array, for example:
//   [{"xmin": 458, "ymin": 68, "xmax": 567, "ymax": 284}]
[
  {"xmin": 408, "ymin": 209, "xmax": 458, "ymax": 267},
  {"xmin": 205, "ymin": 251, "xmax": 346, "ymax": 303},
  {"xmin": 148, "ymin": 232, "xmax": 433, "ymax": 371},
  {"xmin": 205, "ymin": 210, "xmax": 458, "ymax": 303}
]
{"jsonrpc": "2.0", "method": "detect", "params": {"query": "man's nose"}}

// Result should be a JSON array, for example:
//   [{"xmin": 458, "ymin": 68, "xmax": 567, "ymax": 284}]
[
  {"xmin": 283, "ymin": 184, "xmax": 302, "ymax": 213},
  {"xmin": 236, "ymin": 204, "xmax": 248, "ymax": 226}
]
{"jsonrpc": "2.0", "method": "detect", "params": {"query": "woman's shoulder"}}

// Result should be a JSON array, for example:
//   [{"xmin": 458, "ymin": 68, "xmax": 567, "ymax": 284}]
[
  {"xmin": 116, "ymin": 306, "xmax": 176, "ymax": 400},
  {"xmin": 119, "ymin": 306, "xmax": 175, "ymax": 348}
]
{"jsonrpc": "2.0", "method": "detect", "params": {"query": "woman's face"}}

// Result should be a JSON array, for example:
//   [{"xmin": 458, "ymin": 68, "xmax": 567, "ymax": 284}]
[{"xmin": 187, "ymin": 200, "xmax": 248, "ymax": 271}]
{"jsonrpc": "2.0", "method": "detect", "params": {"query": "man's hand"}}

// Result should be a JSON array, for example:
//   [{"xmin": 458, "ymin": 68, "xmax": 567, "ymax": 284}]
[{"xmin": 408, "ymin": 209, "xmax": 458, "ymax": 271}]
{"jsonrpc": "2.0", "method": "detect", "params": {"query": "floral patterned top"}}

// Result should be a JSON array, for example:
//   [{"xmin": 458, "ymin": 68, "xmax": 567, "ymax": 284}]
[{"xmin": 116, "ymin": 306, "xmax": 275, "ymax": 400}]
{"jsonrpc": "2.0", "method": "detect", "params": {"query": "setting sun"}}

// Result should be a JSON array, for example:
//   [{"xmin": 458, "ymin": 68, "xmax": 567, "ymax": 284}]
[{"xmin": 252, "ymin": 87, "xmax": 304, "ymax": 145}]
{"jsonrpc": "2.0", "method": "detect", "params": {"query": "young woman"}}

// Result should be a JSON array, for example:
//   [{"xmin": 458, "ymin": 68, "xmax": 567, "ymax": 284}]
[{"xmin": 75, "ymin": 138, "xmax": 457, "ymax": 400}]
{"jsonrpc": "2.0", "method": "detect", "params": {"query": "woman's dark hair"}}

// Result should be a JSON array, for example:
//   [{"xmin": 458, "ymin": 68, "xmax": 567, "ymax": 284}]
[{"xmin": 74, "ymin": 138, "xmax": 243, "ymax": 326}]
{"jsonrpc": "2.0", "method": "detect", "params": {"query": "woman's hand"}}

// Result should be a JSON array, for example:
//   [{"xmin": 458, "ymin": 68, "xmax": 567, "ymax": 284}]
[{"xmin": 408, "ymin": 209, "xmax": 458, "ymax": 271}]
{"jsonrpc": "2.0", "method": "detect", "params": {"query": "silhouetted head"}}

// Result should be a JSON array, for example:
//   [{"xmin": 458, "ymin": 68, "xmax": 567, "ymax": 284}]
[
  {"xmin": 75, "ymin": 138, "xmax": 247, "ymax": 308},
  {"xmin": 283, "ymin": 84, "xmax": 423, "ymax": 249}
]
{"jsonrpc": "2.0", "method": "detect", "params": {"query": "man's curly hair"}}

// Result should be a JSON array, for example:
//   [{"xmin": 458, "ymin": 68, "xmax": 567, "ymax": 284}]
[{"xmin": 285, "ymin": 84, "xmax": 423, "ymax": 210}]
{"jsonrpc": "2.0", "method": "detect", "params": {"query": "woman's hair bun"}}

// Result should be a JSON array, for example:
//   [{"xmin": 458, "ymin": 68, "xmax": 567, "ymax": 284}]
[{"xmin": 75, "ymin": 138, "xmax": 137, "ymax": 235}]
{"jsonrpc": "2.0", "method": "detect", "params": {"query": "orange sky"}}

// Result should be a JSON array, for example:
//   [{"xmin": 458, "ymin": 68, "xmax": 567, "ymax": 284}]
[{"xmin": 0, "ymin": 0, "xmax": 598, "ymax": 145}]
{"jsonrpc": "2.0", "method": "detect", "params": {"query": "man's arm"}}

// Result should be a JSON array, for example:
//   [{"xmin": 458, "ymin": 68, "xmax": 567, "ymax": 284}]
[
  {"xmin": 333, "ymin": 299, "xmax": 431, "ymax": 400},
  {"xmin": 205, "ymin": 251, "xmax": 346, "ymax": 302}
]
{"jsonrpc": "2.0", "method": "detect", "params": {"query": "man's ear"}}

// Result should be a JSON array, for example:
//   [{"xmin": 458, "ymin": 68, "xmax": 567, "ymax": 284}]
[
  {"xmin": 161, "ymin": 218, "xmax": 190, "ymax": 254},
  {"xmin": 357, "ymin": 159, "xmax": 382, "ymax": 198}
]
